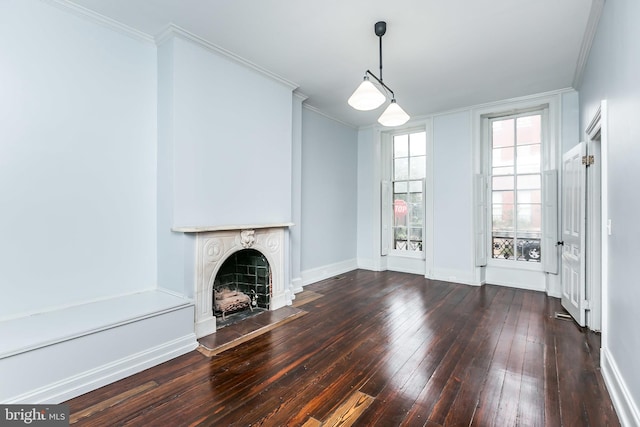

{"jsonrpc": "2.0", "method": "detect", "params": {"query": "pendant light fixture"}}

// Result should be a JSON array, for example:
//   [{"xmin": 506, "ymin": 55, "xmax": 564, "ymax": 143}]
[{"xmin": 348, "ymin": 21, "xmax": 410, "ymax": 127}]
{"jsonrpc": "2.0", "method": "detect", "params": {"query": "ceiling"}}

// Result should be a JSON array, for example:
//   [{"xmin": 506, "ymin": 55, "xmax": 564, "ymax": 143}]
[{"xmin": 66, "ymin": 0, "xmax": 595, "ymax": 128}]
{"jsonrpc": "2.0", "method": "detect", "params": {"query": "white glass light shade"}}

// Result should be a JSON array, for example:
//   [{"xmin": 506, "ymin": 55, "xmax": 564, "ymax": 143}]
[
  {"xmin": 347, "ymin": 77, "xmax": 386, "ymax": 111},
  {"xmin": 377, "ymin": 99, "xmax": 410, "ymax": 127}
]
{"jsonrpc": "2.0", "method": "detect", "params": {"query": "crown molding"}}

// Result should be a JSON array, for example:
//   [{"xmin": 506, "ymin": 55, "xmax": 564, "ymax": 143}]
[
  {"xmin": 43, "ymin": 0, "xmax": 155, "ymax": 44},
  {"xmin": 302, "ymin": 104, "xmax": 358, "ymax": 129},
  {"xmin": 573, "ymin": 0, "xmax": 605, "ymax": 88},
  {"xmin": 155, "ymin": 24, "xmax": 298, "ymax": 91},
  {"xmin": 44, "ymin": 2, "xmax": 300, "ymax": 92},
  {"xmin": 293, "ymin": 90, "xmax": 309, "ymax": 102}
]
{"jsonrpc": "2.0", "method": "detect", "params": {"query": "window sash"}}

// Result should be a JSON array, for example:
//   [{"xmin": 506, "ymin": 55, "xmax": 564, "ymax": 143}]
[
  {"xmin": 391, "ymin": 131, "xmax": 426, "ymax": 254},
  {"xmin": 489, "ymin": 112, "xmax": 543, "ymax": 263}
]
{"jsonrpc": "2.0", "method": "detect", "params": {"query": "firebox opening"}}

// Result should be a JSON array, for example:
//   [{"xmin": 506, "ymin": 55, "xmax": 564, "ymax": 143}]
[{"xmin": 213, "ymin": 249, "xmax": 271, "ymax": 326}]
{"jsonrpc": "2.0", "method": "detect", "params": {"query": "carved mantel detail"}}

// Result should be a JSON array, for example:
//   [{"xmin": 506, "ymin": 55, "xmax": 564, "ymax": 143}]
[{"xmin": 240, "ymin": 229, "xmax": 255, "ymax": 248}]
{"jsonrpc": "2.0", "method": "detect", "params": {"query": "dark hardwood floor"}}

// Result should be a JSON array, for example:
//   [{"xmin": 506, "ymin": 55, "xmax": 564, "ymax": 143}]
[{"xmin": 66, "ymin": 270, "xmax": 620, "ymax": 426}]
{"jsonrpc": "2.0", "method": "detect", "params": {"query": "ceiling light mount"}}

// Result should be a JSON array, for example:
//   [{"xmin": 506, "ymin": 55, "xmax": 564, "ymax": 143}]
[{"xmin": 348, "ymin": 21, "xmax": 409, "ymax": 127}]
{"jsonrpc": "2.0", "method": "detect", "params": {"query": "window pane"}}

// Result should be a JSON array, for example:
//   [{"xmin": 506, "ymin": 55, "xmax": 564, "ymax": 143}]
[
  {"xmin": 517, "ymin": 204, "xmax": 542, "ymax": 232},
  {"xmin": 409, "ymin": 155, "xmax": 426, "ymax": 179},
  {"xmin": 517, "ymin": 115, "xmax": 541, "ymax": 145},
  {"xmin": 409, "ymin": 227, "xmax": 422, "ymax": 239},
  {"xmin": 394, "ymin": 158, "xmax": 409, "ymax": 180},
  {"xmin": 409, "ymin": 180, "xmax": 422, "ymax": 193},
  {"xmin": 517, "ymin": 190, "xmax": 541, "ymax": 204},
  {"xmin": 493, "ymin": 191, "xmax": 514, "ymax": 204},
  {"xmin": 409, "ymin": 200, "xmax": 423, "ymax": 227},
  {"xmin": 493, "ymin": 175, "xmax": 514, "ymax": 191},
  {"xmin": 394, "ymin": 181, "xmax": 407, "ymax": 193},
  {"xmin": 517, "ymin": 145, "xmax": 541, "ymax": 174},
  {"xmin": 394, "ymin": 134, "xmax": 408, "ymax": 157},
  {"xmin": 516, "ymin": 238, "xmax": 541, "ymax": 262},
  {"xmin": 493, "ymin": 147, "xmax": 514, "ymax": 168},
  {"xmin": 395, "ymin": 241, "xmax": 407, "ymax": 250},
  {"xmin": 493, "ymin": 204, "xmax": 514, "ymax": 231},
  {"xmin": 409, "ymin": 132, "xmax": 427, "ymax": 156},
  {"xmin": 492, "ymin": 119, "xmax": 514, "ymax": 148},
  {"xmin": 517, "ymin": 174, "xmax": 541, "ymax": 190},
  {"xmin": 393, "ymin": 197, "xmax": 408, "ymax": 227},
  {"xmin": 409, "ymin": 228, "xmax": 422, "ymax": 250},
  {"xmin": 492, "ymin": 237, "xmax": 515, "ymax": 259},
  {"xmin": 492, "ymin": 166, "xmax": 514, "ymax": 176},
  {"xmin": 409, "ymin": 191, "xmax": 423, "ymax": 203},
  {"xmin": 394, "ymin": 227, "xmax": 407, "ymax": 241}
]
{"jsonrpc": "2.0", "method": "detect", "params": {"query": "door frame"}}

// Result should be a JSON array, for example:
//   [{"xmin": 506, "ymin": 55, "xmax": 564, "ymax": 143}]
[{"xmin": 584, "ymin": 100, "xmax": 608, "ymax": 335}]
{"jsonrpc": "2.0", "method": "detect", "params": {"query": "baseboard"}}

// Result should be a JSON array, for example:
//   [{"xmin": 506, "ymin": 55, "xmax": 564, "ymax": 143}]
[
  {"xmin": 356, "ymin": 258, "xmax": 384, "ymax": 272},
  {"xmin": 1, "ymin": 305, "xmax": 198, "ymax": 404},
  {"xmin": 385, "ymin": 256, "xmax": 425, "ymax": 276},
  {"xmin": 7, "ymin": 334, "xmax": 197, "ymax": 404},
  {"xmin": 291, "ymin": 278, "xmax": 303, "ymax": 294},
  {"xmin": 488, "ymin": 280, "xmax": 545, "ymax": 292},
  {"xmin": 545, "ymin": 273, "xmax": 562, "ymax": 298},
  {"xmin": 601, "ymin": 347, "xmax": 640, "ymax": 427},
  {"xmin": 546, "ymin": 289, "xmax": 562, "ymax": 298},
  {"xmin": 301, "ymin": 259, "xmax": 358, "ymax": 286},
  {"xmin": 428, "ymin": 268, "xmax": 482, "ymax": 286}
]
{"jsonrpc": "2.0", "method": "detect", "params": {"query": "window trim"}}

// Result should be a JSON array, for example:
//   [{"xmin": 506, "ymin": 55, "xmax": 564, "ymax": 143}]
[
  {"xmin": 382, "ymin": 126, "xmax": 428, "ymax": 259},
  {"xmin": 483, "ymin": 106, "xmax": 550, "ymax": 270}
]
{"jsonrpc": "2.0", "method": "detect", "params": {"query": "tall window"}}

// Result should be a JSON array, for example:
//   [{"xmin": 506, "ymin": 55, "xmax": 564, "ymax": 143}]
[
  {"xmin": 491, "ymin": 113, "xmax": 542, "ymax": 262},
  {"xmin": 392, "ymin": 131, "xmax": 426, "ymax": 251}
]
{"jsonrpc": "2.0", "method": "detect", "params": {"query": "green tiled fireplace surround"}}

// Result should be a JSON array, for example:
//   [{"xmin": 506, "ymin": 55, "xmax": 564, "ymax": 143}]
[{"xmin": 214, "ymin": 249, "xmax": 271, "ymax": 316}]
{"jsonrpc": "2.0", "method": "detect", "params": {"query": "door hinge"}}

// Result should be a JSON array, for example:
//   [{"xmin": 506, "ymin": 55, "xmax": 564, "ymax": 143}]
[
  {"xmin": 582, "ymin": 155, "xmax": 595, "ymax": 166},
  {"xmin": 583, "ymin": 300, "xmax": 592, "ymax": 310}
]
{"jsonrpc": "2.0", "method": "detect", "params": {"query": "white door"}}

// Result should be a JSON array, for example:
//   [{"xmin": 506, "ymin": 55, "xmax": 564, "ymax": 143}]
[{"xmin": 561, "ymin": 142, "xmax": 587, "ymax": 326}]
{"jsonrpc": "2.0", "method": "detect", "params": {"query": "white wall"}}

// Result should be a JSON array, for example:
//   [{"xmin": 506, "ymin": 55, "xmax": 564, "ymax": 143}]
[
  {"xmin": 301, "ymin": 108, "xmax": 358, "ymax": 275},
  {"xmin": 0, "ymin": 0, "xmax": 158, "ymax": 318},
  {"xmin": 0, "ymin": 1, "xmax": 199, "ymax": 404},
  {"xmin": 579, "ymin": 0, "xmax": 640, "ymax": 423},
  {"xmin": 157, "ymin": 38, "xmax": 188, "ymax": 296},
  {"xmin": 432, "ymin": 112, "xmax": 474, "ymax": 282},
  {"xmin": 356, "ymin": 127, "xmax": 377, "ymax": 268},
  {"xmin": 561, "ymin": 91, "xmax": 580, "ymax": 153},
  {"xmin": 156, "ymin": 33, "xmax": 296, "ymax": 295},
  {"xmin": 169, "ymin": 35, "xmax": 294, "ymax": 228},
  {"xmin": 290, "ymin": 94, "xmax": 305, "ymax": 290}
]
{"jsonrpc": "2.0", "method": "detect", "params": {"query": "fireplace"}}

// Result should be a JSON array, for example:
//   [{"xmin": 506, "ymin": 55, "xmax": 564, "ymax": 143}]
[
  {"xmin": 173, "ymin": 224, "xmax": 293, "ymax": 338},
  {"xmin": 214, "ymin": 249, "xmax": 270, "ymax": 320}
]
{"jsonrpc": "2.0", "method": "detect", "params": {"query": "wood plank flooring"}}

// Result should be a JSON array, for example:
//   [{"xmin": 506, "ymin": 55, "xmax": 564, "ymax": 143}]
[{"xmin": 66, "ymin": 270, "xmax": 620, "ymax": 426}]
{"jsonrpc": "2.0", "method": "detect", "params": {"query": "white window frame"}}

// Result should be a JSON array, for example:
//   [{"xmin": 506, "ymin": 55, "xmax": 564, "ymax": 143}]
[
  {"xmin": 487, "ymin": 110, "xmax": 546, "ymax": 270},
  {"xmin": 382, "ymin": 126, "xmax": 428, "ymax": 260},
  {"xmin": 474, "ymin": 95, "xmax": 560, "ymax": 283}
]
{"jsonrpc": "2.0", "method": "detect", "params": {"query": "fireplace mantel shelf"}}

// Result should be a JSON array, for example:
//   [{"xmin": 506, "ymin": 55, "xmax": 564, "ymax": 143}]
[{"xmin": 172, "ymin": 223, "xmax": 294, "ymax": 233}]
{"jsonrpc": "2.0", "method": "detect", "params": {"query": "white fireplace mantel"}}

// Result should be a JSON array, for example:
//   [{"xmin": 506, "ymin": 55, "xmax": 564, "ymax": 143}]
[
  {"xmin": 172, "ymin": 223, "xmax": 294, "ymax": 233},
  {"xmin": 173, "ymin": 223, "xmax": 294, "ymax": 338}
]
